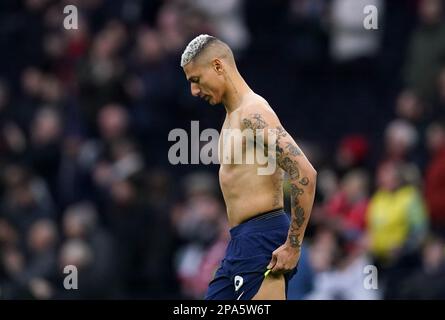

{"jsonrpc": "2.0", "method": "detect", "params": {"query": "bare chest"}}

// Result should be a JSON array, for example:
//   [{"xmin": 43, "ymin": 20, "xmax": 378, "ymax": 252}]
[{"xmin": 218, "ymin": 113, "xmax": 253, "ymax": 166}]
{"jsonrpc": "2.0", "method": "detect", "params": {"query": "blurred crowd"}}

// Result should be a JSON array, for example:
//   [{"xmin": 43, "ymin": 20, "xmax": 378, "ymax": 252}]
[{"xmin": 1, "ymin": 0, "xmax": 445, "ymax": 299}]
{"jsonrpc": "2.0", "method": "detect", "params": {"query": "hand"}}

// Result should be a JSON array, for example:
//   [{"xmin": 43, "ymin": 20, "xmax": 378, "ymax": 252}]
[{"xmin": 267, "ymin": 242, "xmax": 301, "ymax": 274}]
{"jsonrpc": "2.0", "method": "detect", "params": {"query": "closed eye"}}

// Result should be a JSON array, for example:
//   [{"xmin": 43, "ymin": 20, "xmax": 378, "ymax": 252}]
[{"xmin": 189, "ymin": 77, "xmax": 199, "ymax": 84}]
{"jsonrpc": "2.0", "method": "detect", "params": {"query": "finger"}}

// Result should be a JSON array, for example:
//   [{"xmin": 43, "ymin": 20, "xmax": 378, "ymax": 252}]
[
  {"xmin": 267, "ymin": 254, "xmax": 277, "ymax": 270},
  {"xmin": 271, "ymin": 262, "xmax": 284, "ymax": 273}
]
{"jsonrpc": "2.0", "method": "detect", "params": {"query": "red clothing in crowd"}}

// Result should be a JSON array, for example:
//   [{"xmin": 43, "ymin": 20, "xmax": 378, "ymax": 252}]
[
  {"xmin": 325, "ymin": 192, "xmax": 368, "ymax": 232},
  {"xmin": 425, "ymin": 147, "xmax": 445, "ymax": 228}
]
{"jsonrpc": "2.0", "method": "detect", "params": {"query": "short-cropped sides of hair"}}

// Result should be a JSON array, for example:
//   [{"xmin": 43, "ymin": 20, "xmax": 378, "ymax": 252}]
[{"xmin": 180, "ymin": 34, "xmax": 217, "ymax": 67}]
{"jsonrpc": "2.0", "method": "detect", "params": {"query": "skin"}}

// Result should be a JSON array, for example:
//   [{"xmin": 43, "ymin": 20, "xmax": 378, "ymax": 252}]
[{"xmin": 182, "ymin": 40, "xmax": 317, "ymax": 299}]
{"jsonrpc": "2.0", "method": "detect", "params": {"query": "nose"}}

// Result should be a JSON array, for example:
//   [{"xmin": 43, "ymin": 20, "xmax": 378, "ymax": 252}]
[{"xmin": 191, "ymin": 83, "xmax": 200, "ymax": 97}]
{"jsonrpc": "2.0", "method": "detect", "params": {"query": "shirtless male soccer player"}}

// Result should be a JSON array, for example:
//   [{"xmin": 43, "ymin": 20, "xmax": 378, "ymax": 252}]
[{"xmin": 181, "ymin": 35, "xmax": 317, "ymax": 300}]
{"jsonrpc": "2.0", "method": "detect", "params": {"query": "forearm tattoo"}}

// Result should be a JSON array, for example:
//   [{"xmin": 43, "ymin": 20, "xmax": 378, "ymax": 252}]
[{"xmin": 274, "ymin": 126, "xmax": 310, "ymax": 248}]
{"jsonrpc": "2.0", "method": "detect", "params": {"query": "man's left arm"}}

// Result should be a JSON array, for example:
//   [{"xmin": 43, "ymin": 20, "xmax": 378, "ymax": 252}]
[{"xmin": 242, "ymin": 110, "xmax": 317, "ymax": 274}]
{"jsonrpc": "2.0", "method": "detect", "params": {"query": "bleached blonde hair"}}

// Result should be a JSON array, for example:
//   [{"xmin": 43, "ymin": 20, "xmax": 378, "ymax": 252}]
[{"xmin": 180, "ymin": 34, "xmax": 217, "ymax": 67}]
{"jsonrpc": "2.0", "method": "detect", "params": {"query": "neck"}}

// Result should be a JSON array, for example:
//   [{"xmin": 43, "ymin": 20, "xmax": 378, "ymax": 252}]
[{"xmin": 221, "ymin": 71, "xmax": 252, "ymax": 114}]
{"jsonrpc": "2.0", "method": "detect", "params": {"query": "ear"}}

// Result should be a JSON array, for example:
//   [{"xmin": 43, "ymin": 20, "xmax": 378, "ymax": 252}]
[{"xmin": 212, "ymin": 59, "xmax": 223, "ymax": 75}]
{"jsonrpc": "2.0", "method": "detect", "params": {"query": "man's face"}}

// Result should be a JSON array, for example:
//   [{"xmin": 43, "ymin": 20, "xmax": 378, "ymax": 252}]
[
  {"xmin": 376, "ymin": 162, "xmax": 399, "ymax": 191},
  {"xmin": 183, "ymin": 60, "xmax": 225, "ymax": 106}
]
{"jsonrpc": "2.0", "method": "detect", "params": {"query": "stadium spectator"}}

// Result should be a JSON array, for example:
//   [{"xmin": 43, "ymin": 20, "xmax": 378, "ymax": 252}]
[
  {"xmin": 403, "ymin": 0, "xmax": 445, "ymax": 104},
  {"xmin": 425, "ymin": 120, "xmax": 445, "ymax": 237}
]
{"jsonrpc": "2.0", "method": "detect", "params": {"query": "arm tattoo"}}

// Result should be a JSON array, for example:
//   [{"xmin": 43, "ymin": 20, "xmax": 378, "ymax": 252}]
[
  {"xmin": 289, "ymin": 234, "xmax": 301, "ymax": 248},
  {"xmin": 276, "ymin": 140, "xmax": 309, "ymax": 248},
  {"xmin": 242, "ymin": 113, "xmax": 267, "ymax": 131},
  {"xmin": 291, "ymin": 184, "xmax": 304, "ymax": 198},
  {"xmin": 280, "ymin": 157, "xmax": 300, "ymax": 179},
  {"xmin": 243, "ymin": 113, "xmax": 311, "ymax": 249},
  {"xmin": 295, "ymin": 207, "xmax": 305, "ymax": 228},
  {"xmin": 285, "ymin": 143, "xmax": 302, "ymax": 156},
  {"xmin": 288, "ymin": 183, "xmax": 306, "ymax": 247},
  {"xmin": 276, "ymin": 126, "xmax": 288, "ymax": 138},
  {"xmin": 275, "ymin": 136, "xmax": 301, "ymax": 180}
]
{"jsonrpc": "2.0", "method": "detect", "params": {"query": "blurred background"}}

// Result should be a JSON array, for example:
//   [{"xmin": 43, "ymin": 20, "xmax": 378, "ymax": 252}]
[{"xmin": 1, "ymin": 0, "xmax": 445, "ymax": 299}]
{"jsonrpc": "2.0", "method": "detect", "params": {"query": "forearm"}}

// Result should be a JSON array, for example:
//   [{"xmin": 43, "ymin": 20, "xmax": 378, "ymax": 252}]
[
  {"xmin": 272, "ymin": 125, "xmax": 317, "ymax": 249},
  {"xmin": 287, "ymin": 171, "xmax": 317, "ymax": 249}
]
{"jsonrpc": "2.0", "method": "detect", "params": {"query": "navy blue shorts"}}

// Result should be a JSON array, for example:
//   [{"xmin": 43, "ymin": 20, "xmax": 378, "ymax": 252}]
[{"xmin": 205, "ymin": 209, "xmax": 297, "ymax": 300}]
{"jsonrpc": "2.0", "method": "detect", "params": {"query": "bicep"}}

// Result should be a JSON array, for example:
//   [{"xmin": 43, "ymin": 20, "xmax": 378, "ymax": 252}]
[
  {"xmin": 274, "ymin": 130, "xmax": 307, "ymax": 179},
  {"xmin": 272, "ymin": 123, "xmax": 316, "ymax": 182}
]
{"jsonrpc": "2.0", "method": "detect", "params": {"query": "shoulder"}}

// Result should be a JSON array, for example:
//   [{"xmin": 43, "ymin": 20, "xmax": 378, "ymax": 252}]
[{"xmin": 239, "ymin": 94, "xmax": 280, "ymax": 129}]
